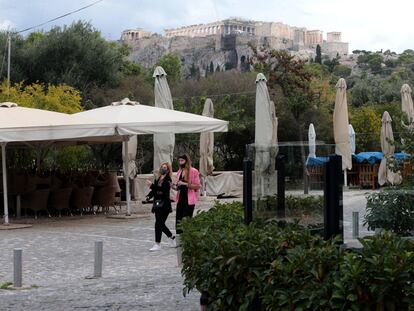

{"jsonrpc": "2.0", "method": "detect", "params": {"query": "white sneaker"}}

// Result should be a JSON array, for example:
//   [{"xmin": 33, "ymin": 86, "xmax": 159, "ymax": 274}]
[
  {"xmin": 168, "ymin": 237, "xmax": 177, "ymax": 248},
  {"xmin": 149, "ymin": 243, "xmax": 161, "ymax": 251}
]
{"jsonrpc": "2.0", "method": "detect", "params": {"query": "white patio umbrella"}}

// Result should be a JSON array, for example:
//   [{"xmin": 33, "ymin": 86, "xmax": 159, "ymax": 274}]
[
  {"xmin": 308, "ymin": 123, "xmax": 316, "ymax": 158},
  {"xmin": 401, "ymin": 84, "xmax": 414, "ymax": 127},
  {"xmin": 333, "ymin": 78, "xmax": 352, "ymax": 187},
  {"xmin": 153, "ymin": 66, "xmax": 175, "ymax": 171},
  {"xmin": 122, "ymin": 135, "xmax": 138, "ymax": 199},
  {"xmin": 349, "ymin": 124, "xmax": 356, "ymax": 154},
  {"xmin": 255, "ymin": 73, "xmax": 278, "ymax": 197},
  {"xmin": 199, "ymin": 98, "xmax": 215, "ymax": 196},
  {"xmin": 0, "ymin": 102, "xmax": 118, "ymax": 225},
  {"xmin": 378, "ymin": 111, "xmax": 402, "ymax": 186},
  {"xmin": 199, "ymin": 98, "xmax": 215, "ymax": 177},
  {"xmin": 75, "ymin": 99, "xmax": 228, "ymax": 215}
]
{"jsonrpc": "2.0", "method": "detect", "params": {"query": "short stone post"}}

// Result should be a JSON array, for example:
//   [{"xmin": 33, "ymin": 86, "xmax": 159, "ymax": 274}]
[
  {"xmin": 352, "ymin": 212, "xmax": 359, "ymax": 239},
  {"xmin": 176, "ymin": 235, "xmax": 182, "ymax": 266},
  {"xmin": 13, "ymin": 249, "xmax": 22, "ymax": 288},
  {"xmin": 94, "ymin": 241, "xmax": 103, "ymax": 278}
]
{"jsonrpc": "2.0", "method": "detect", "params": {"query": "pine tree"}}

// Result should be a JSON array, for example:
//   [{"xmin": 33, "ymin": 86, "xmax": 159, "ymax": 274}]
[{"xmin": 315, "ymin": 44, "xmax": 322, "ymax": 64}]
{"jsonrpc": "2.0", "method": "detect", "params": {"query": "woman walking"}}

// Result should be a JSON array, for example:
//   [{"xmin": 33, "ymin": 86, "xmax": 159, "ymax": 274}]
[
  {"xmin": 175, "ymin": 154, "xmax": 201, "ymax": 234},
  {"xmin": 146, "ymin": 162, "xmax": 176, "ymax": 251}
]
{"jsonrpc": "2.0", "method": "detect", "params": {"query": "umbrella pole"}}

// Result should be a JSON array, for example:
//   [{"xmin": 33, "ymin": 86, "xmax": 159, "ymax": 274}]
[
  {"xmin": 123, "ymin": 140, "xmax": 131, "ymax": 216},
  {"xmin": 2, "ymin": 143, "xmax": 9, "ymax": 225}
]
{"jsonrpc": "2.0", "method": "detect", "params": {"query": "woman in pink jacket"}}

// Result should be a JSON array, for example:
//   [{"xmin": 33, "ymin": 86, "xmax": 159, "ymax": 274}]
[{"xmin": 175, "ymin": 154, "xmax": 201, "ymax": 234}]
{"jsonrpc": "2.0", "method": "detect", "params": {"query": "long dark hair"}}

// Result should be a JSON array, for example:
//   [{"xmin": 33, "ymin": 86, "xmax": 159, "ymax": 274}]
[{"xmin": 179, "ymin": 154, "xmax": 192, "ymax": 182}]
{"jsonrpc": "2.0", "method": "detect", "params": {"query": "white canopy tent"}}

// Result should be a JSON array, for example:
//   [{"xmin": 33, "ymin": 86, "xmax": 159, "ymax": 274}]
[
  {"xmin": 75, "ymin": 98, "xmax": 228, "ymax": 215},
  {"xmin": 0, "ymin": 102, "xmax": 118, "ymax": 225}
]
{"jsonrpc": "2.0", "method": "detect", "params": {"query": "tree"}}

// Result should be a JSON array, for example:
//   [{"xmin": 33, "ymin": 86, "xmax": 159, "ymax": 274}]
[
  {"xmin": 315, "ymin": 44, "xmax": 322, "ymax": 64},
  {"xmin": 155, "ymin": 53, "xmax": 182, "ymax": 84},
  {"xmin": 323, "ymin": 55, "xmax": 340, "ymax": 73},
  {"xmin": 0, "ymin": 81, "xmax": 82, "ymax": 113},
  {"xmin": 333, "ymin": 64, "xmax": 352, "ymax": 78},
  {"xmin": 398, "ymin": 49, "xmax": 414, "ymax": 65},
  {"xmin": 14, "ymin": 21, "xmax": 126, "ymax": 94},
  {"xmin": 351, "ymin": 106, "xmax": 382, "ymax": 151}
]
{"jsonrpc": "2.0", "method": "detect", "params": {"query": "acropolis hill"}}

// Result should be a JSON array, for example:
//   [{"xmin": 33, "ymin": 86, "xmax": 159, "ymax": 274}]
[{"xmin": 121, "ymin": 18, "xmax": 348, "ymax": 78}]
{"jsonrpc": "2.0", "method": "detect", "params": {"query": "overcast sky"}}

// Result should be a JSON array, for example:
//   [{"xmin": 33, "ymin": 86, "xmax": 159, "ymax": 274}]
[{"xmin": 0, "ymin": 0, "xmax": 412, "ymax": 53}]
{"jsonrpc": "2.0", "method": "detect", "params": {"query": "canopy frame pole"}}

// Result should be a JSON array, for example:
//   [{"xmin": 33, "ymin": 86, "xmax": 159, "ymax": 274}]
[
  {"xmin": 123, "ymin": 138, "xmax": 131, "ymax": 216},
  {"xmin": 2, "ymin": 143, "xmax": 9, "ymax": 225}
]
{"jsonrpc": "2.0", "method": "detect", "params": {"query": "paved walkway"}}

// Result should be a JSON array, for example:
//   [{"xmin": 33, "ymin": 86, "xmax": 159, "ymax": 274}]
[{"xmin": 0, "ymin": 191, "xmax": 372, "ymax": 310}]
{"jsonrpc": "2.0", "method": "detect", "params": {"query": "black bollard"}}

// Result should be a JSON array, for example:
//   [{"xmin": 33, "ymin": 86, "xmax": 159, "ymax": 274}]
[
  {"xmin": 243, "ymin": 158, "xmax": 253, "ymax": 225},
  {"xmin": 276, "ymin": 154, "xmax": 286, "ymax": 218},
  {"xmin": 323, "ymin": 154, "xmax": 344, "ymax": 242}
]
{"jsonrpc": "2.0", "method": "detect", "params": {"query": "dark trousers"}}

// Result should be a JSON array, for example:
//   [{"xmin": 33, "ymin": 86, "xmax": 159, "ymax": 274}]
[
  {"xmin": 155, "ymin": 210, "xmax": 173, "ymax": 243},
  {"xmin": 176, "ymin": 202, "xmax": 195, "ymax": 234}
]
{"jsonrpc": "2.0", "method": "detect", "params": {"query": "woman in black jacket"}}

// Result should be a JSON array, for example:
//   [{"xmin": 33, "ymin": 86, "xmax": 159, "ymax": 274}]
[{"xmin": 146, "ymin": 162, "xmax": 176, "ymax": 251}]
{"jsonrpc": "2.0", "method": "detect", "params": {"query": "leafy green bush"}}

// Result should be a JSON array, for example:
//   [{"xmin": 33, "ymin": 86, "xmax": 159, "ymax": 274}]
[
  {"xmin": 181, "ymin": 202, "xmax": 414, "ymax": 310},
  {"xmin": 365, "ymin": 189, "xmax": 414, "ymax": 236},
  {"xmin": 333, "ymin": 233, "xmax": 414, "ymax": 310}
]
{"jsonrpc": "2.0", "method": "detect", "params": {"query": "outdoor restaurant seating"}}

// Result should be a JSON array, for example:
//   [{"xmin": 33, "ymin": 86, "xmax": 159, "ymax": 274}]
[
  {"xmin": 21, "ymin": 189, "xmax": 50, "ymax": 219},
  {"xmin": 48, "ymin": 187, "xmax": 73, "ymax": 217},
  {"xmin": 307, "ymin": 152, "xmax": 412, "ymax": 189},
  {"xmin": 71, "ymin": 186, "xmax": 94, "ymax": 216},
  {"xmin": 92, "ymin": 185, "xmax": 118, "ymax": 214},
  {"xmin": 0, "ymin": 169, "xmax": 128, "ymax": 219}
]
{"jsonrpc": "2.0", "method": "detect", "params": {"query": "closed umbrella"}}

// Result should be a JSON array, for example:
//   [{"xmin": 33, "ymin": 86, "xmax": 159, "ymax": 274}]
[
  {"xmin": 401, "ymin": 84, "xmax": 414, "ymax": 127},
  {"xmin": 122, "ymin": 135, "xmax": 138, "ymax": 199},
  {"xmin": 199, "ymin": 98, "xmax": 215, "ymax": 177},
  {"xmin": 378, "ymin": 111, "xmax": 402, "ymax": 186},
  {"xmin": 255, "ymin": 73, "xmax": 277, "ymax": 197},
  {"xmin": 153, "ymin": 66, "xmax": 175, "ymax": 171},
  {"xmin": 349, "ymin": 124, "xmax": 356, "ymax": 154},
  {"xmin": 308, "ymin": 123, "xmax": 316, "ymax": 158},
  {"xmin": 333, "ymin": 78, "xmax": 352, "ymax": 171}
]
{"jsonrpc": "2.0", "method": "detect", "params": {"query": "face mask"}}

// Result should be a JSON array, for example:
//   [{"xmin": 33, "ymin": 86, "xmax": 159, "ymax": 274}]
[
  {"xmin": 160, "ymin": 168, "xmax": 167, "ymax": 175},
  {"xmin": 179, "ymin": 163, "xmax": 186, "ymax": 168}
]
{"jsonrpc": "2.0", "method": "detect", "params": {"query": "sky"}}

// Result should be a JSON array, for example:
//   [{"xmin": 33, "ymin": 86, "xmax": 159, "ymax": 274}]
[{"xmin": 0, "ymin": 0, "xmax": 413, "ymax": 53}]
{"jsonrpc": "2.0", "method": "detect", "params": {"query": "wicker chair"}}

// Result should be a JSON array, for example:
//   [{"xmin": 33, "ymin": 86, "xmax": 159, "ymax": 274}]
[
  {"xmin": 92, "ymin": 185, "xmax": 118, "ymax": 214},
  {"xmin": 48, "ymin": 187, "xmax": 72, "ymax": 217},
  {"xmin": 71, "ymin": 186, "xmax": 94, "ymax": 216},
  {"xmin": 21, "ymin": 189, "xmax": 50, "ymax": 219}
]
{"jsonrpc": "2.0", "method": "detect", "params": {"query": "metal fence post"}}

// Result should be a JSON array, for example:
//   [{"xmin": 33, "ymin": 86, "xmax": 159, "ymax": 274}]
[
  {"xmin": 276, "ymin": 154, "xmax": 286, "ymax": 218},
  {"xmin": 243, "ymin": 158, "xmax": 253, "ymax": 225},
  {"xmin": 323, "ymin": 154, "xmax": 344, "ymax": 243}
]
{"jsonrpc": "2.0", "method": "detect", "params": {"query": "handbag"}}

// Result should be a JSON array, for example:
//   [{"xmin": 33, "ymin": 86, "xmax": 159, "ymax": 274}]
[{"xmin": 152, "ymin": 199, "xmax": 165, "ymax": 212}]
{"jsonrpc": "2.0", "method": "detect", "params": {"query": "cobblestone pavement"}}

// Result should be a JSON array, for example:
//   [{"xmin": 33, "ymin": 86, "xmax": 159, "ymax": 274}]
[{"xmin": 0, "ymin": 192, "xmax": 371, "ymax": 310}]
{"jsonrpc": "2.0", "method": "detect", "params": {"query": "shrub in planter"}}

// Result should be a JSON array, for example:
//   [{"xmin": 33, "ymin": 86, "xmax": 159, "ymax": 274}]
[
  {"xmin": 180, "ymin": 201, "xmax": 335, "ymax": 310},
  {"xmin": 365, "ymin": 189, "xmax": 414, "ymax": 236},
  {"xmin": 332, "ymin": 232, "xmax": 414, "ymax": 310},
  {"xmin": 181, "ymin": 202, "xmax": 414, "ymax": 310}
]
